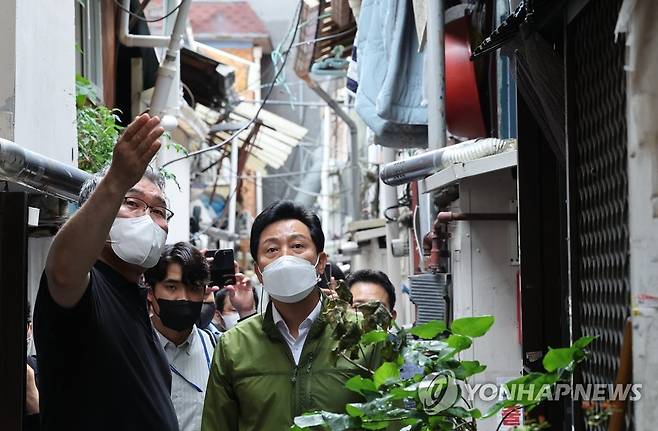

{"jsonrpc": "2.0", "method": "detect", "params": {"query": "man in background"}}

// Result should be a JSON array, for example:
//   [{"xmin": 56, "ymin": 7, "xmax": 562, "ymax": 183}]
[
  {"xmin": 145, "ymin": 242, "xmax": 216, "ymax": 431},
  {"xmin": 347, "ymin": 269, "xmax": 397, "ymax": 320}
]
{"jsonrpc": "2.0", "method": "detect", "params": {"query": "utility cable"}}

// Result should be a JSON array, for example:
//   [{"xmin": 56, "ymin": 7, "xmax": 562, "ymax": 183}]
[
  {"xmin": 161, "ymin": 0, "xmax": 304, "ymax": 169},
  {"xmin": 114, "ymin": 0, "xmax": 185, "ymax": 23}
]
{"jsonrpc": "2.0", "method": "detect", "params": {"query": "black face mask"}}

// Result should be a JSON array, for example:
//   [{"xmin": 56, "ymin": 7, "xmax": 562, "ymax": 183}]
[
  {"xmin": 196, "ymin": 302, "xmax": 216, "ymax": 329},
  {"xmin": 156, "ymin": 299, "xmax": 203, "ymax": 332}
]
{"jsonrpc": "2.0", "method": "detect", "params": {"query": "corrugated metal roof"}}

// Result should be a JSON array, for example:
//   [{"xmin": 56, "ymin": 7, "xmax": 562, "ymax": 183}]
[{"xmin": 195, "ymin": 102, "xmax": 308, "ymax": 173}]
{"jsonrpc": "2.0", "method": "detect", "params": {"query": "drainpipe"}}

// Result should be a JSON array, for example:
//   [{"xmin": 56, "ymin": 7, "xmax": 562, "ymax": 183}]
[
  {"xmin": 0, "ymin": 138, "xmax": 91, "ymax": 202},
  {"xmin": 418, "ymin": 0, "xmax": 446, "ymax": 244},
  {"xmin": 149, "ymin": 0, "xmax": 193, "ymax": 120},
  {"xmin": 305, "ymin": 79, "xmax": 361, "ymax": 221}
]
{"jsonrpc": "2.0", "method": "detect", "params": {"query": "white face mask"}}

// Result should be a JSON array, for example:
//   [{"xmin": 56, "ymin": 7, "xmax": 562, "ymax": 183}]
[
  {"xmin": 260, "ymin": 255, "xmax": 320, "ymax": 303},
  {"xmin": 109, "ymin": 215, "xmax": 167, "ymax": 268},
  {"xmin": 222, "ymin": 312, "xmax": 240, "ymax": 331}
]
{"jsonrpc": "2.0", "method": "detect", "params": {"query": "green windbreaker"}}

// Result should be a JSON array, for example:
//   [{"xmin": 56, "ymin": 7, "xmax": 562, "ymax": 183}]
[{"xmin": 201, "ymin": 301, "xmax": 380, "ymax": 431}]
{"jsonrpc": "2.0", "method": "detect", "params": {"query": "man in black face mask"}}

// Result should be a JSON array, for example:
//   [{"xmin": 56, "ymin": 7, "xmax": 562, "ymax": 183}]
[{"xmin": 145, "ymin": 242, "xmax": 216, "ymax": 431}]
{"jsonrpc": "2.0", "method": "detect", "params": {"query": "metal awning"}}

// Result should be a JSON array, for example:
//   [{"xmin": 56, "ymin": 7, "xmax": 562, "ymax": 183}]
[{"xmin": 195, "ymin": 102, "xmax": 308, "ymax": 173}]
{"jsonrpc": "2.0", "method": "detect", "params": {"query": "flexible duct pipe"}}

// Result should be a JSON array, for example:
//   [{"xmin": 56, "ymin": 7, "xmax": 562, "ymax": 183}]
[
  {"xmin": 380, "ymin": 138, "xmax": 517, "ymax": 186},
  {"xmin": 0, "ymin": 139, "xmax": 91, "ymax": 202}
]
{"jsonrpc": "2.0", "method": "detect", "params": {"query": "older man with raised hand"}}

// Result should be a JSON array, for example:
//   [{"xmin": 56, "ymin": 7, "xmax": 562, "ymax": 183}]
[
  {"xmin": 202, "ymin": 201, "xmax": 381, "ymax": 431},
  {"xmin": 33, "ymin": 114, "xmax": 179, "ymax": 431}
]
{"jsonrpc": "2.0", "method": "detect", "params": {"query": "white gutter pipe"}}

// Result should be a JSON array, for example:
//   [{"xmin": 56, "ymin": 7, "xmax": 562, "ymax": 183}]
[
  {"xmin": 119, "ymin": 0, "xmax": 170, "ymax": 47},
  {"xmin": 417, "ymin": 0, "xmax": 447, "ymax": 243},
  {"xmin": 149, "ymin": 0, "xmax": 193, "ymax": 120}
]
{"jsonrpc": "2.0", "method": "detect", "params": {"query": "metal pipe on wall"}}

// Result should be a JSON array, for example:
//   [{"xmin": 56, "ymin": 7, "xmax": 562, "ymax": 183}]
[
  {"xmin": 305, "ymin": 79, "xmax": 361, "ymax": 221},
  {"xmin": 418, "ymin": 0, "xmax": 446, "ymax": 246},
  {"xmin": 0, "ymin": 138, "xmax": 91, "ymax": 202},
  {"xmin": 427, "ymin": 0, "xmax": 447, "ymax": 151}
]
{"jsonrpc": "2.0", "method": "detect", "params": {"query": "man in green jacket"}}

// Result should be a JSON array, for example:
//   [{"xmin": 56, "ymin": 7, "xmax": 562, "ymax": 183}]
[{"xmin": 202, "ymin": 201, "xmax": 379, "ymax": 430}]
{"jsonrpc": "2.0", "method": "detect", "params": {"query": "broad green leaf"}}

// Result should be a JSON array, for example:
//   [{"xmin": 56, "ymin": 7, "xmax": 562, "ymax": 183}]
[
  {"xmin": 345, "ymin": 403, "xmax": 364, "ymax": 417},
  {"xmin": 345, "ymin": 375, "xmax": 377, "ymax": 395},
  {"xmin": 446, "ymin": 334, "xmax": 472, "ymax": 352},
  {"xmin": 373, "ymin": 361, "xmax": 400, "ymax": 389},
  {"xmin": 453, "ymin": 360, "xmax": 487, "ymax": 379},
  {"xmin": 450, "ymin": 316, "xmax": 495, "ymax": 337},
  {"xmin": 409, "ymin": 320, "xmax": 447, "ymax": 339},
  {"xmin": 360, "ymin": 330, "xmax": 388, "ymax": 345},
  {"xmin": 543, "ymin": 347, "xmax": 575, "ymax": 372},
  {"xmin": 573, "ymin": 335, "xmax": 596, "ymax": 350}
]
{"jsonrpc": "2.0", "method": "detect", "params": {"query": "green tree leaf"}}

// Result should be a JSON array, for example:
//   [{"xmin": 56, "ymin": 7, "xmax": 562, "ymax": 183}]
[
  {"xmin": 360, "ymin": 330, "xmax": 388, "ymax": 346},
  {"xmin": 543, "ymin": 347, "xmax": 575, "ymax": 372},
  {"xmin": 373, "ymin": 361, "xmax": 400, "ymax": 389},
  {"xmin": 408, "ymin": 320, "xmax": 447, "ymax": 339},
  {"xmin": 446, "ymin": 334, "xmax": 472, "ymax": 352},
  {"xmin": 450, "ymin": 316, "xmax": 495, "ymax": 337},
  {"xmin": 573, "ymin": 335, "xmax": 596, "ymax": 350},
  {"xmin": 345, "ymin": 375, "xmax": 377, "ymax": 395},
  {"xmin": 453, "ymin": 360, "xmax": 487, "ymax": 380}
]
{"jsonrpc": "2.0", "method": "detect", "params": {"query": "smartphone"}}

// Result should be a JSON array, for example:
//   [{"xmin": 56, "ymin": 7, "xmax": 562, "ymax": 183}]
[
  {"xmin": 210, "ymin": 249, "xmax": 236, "ymax": 287},
  {"xmin": 318, "ymin": 263, "xmax": 332, "ymax": 289}
]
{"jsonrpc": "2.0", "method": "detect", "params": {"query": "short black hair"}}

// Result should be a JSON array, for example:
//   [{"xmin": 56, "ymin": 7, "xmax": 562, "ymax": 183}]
[
  {"xmin": 346, "ymin": 269, "xmax": 396, "ymax": 311},
  {"xmin": 249, "ymin": 200, "xmax": 324, "ymax": 261},
  {"xmin": 144, "ymin": 242, "xmax": 209, "ymax": 290}
]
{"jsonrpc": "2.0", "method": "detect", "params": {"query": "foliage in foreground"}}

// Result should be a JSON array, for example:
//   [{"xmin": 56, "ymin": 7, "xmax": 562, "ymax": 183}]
[
  {"xmin": 76, "ymin": 74, "xmax": 123, "ymax": 173},
  {"xmin": 292, "ymin": 282, "xmax": 594, "ymax": 431}
]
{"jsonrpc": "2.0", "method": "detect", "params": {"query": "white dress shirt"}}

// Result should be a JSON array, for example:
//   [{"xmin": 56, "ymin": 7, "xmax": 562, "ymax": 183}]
[
  {"xmin": 272, "ymin": 299, "xmax": 322, "ymax": 365},
  {"xmin": 156, "ymin": 325, "xmax": 213, "ymax": 431}
]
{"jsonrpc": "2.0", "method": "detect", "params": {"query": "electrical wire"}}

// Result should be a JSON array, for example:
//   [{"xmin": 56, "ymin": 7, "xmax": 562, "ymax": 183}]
[
  {"xmin": 114, "ymin": 0, "xmax": 185, "ymax": 23},
  {"xmin": 161, "ymin": 0, "xmax": 304, "ymax": 169},
  {"xmin": 288, "ymin": 27, "xmax": 357, "ymax": 49}
]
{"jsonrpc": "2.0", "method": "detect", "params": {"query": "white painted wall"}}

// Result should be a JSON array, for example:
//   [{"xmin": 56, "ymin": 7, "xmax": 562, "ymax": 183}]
[
  {"xmin": 14, "ymin": 0, "xmax": 77, "ymax": 162},
  {"xmin": 620, "ymin": 1, "xmax": 658, "ymax": 427},
  {"xmin": 160, "ymin": 142, "xmax": 191, "ymax": 244},
  {"xmin": 0, "ymin": 1, "xmax": 77, "ymax": 326}
]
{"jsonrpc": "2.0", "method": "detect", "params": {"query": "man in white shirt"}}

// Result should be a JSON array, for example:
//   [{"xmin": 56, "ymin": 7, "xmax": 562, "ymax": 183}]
[
  {"xmin": 144, "ymin": 242, "xmax": 216, "ymax": 431},
  {"xmin": 202, "ymin": 201, "xmax": 381, "ymax": 431}
]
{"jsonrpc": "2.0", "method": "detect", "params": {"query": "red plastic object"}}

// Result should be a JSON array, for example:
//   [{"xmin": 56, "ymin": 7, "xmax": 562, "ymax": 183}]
[{"xmin": 444, "ymin": 13, "xmax": 486, "ymax": 139}]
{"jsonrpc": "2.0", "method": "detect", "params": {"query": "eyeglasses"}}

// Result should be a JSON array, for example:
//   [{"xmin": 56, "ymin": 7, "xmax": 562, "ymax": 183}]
[{"xmin": 122, "ymin": 196, "xmax": 174, "ymax": 222}]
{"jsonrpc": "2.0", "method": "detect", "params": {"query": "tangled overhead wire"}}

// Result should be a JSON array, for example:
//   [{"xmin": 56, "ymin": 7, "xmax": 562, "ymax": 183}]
[
  {"xmin": 160, "ymin": 0, "xmax": 304, "ymax": 169},
  {"xmin": 113, "ymin": 0, "xmax": 185, "ymax": 23}
]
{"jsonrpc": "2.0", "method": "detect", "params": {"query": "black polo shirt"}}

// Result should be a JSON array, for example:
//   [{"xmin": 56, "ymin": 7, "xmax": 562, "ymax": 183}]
[{"xmin": 34, "ymin": 261, "xmax": 179, "ymax": 431}]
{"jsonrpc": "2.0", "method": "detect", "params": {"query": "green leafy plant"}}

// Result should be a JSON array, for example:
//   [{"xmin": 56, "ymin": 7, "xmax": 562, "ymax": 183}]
[
  {"xmin": 292, "ymin": 282, "xmax": 594, "ymax": 431},
  {"xmin": 76, "ymin": 74, "xmax": 123, "ymax": 173}
]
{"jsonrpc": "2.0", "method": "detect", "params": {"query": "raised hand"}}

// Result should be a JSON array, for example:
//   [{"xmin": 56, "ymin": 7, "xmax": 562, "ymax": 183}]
[
  {"xmin": 108, "ymin": 114, "xmax": 164, "ymax": 191},
  {"xmin": 224, "ymin": 262, "xmax": 256, "ymax": 317}
]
